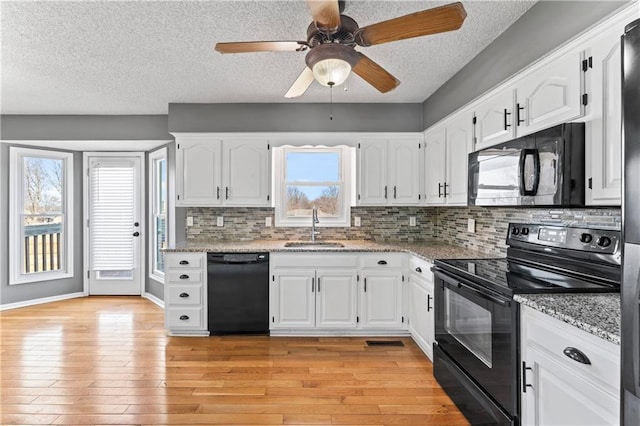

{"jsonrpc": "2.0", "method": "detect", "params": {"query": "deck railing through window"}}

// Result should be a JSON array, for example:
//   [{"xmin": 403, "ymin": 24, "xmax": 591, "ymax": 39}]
[{"xmin": 24, "ymin": 224, "xmax": 61, "ymax": 273}]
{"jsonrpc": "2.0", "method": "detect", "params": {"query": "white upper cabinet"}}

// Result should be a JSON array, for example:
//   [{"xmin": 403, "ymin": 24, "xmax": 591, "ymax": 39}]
[
  {"xmin": 581, "ymin": 6, "xmax": 635, "ymax": 206},
  {"xmin": 358, "ymin": 138, "xmax": 422, "ymax": 206},
  {"xmin": 174, "ymin": 134, "xmax": 271, "ymax": 207},
  {"xmin": 175, "ymin": 136, "xmax": 222, "ymax": 206},
  {"xmin": 473, "ymin": 51, "xmax": 584, "ymax": 152},
  {"xmin": 424, "ymin": 109, "xmax": 473, "ymax": 206},
  {"xmin": 223, "ymin": 140, "xmax": 271, "ymax": 206}
]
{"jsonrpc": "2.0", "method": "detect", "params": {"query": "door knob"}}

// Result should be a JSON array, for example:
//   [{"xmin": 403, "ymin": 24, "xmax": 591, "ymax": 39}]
[{"xmin": 133, "ymin": 232, "xmax": 140, "ymax": 237}]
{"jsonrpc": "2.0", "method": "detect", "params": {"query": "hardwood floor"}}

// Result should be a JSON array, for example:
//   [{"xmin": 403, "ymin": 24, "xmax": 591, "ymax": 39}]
[{"xmin": 0, "ymin": 296, "xmax": 469, "ymax": 425}]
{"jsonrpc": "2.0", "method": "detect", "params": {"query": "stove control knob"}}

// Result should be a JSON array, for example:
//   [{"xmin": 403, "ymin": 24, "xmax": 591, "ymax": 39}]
[
  {"xmin": 579, "ymin": 233, "xmax": 593, "ymax": 243},
  {"xmin": 512, "ymin": 227, "xmax": 520, "ymax": 236},
  {"xmin": 521, "ymin": 227, "xmax": 529, "ymax": 235},
  {"xmin": 597, "ymin": 236, "xmax": 612, "ymax": 247}
]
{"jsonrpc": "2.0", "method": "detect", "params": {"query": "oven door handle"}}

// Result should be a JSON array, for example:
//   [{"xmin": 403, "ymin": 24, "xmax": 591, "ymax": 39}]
[{"xmin": 435, "ymin": 270, "xmax": 511, "ymax": 307}]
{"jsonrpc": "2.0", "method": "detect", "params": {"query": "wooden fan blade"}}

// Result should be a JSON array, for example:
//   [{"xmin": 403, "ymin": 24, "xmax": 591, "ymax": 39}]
[
  {"xmin": 285, "ymin": 67, "xmax": 315, "ymax": 98},
  {"xmin": 215, "ymin": 41, "xmax": 307, "ymax": 54},
  {"xmin": 352, "ymin": 53, "xmax": 400, "ymax": 93},
  {"xmin": 307, "ymin": 0, "xmax": 341, "ymax": 33},
  {"xmin": 355, "ymin": 2, "xmax": 467, "ymax": 47}
]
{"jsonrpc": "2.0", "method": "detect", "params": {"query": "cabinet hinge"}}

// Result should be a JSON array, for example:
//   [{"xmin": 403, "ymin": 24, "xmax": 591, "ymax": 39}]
[
  {"xmin": 357, "ymin": 194, "xmax": 361, "ymax": 200},
  {"xmin": 267, "ymin": 194, "xmax": 270, "ymax": 201},
  {"xmin": 357, "ymin": 274, "xmax": 360, "ymax": 282},
  {"xmin": 588, "ymin": 177, "xmax": 593, "ymax": 189},
  {"xmin": 267, "ymin": 144, "xmax": 270, "ymax": 150},
  {"xmin": 177, "ymin": 194, "xmax": 180, "ymax": 200},
  {"xmin": 418, "ymin": 143, "xmax": 421, "ymax": 149},
  {"xmin": 358, "ymin": 143, "xmax": 361, "ymax": 149},
  {"xmin": 472, "ymin": 116, "xmax": 477, "ymax": 125},
  {"xmin": 272, "ymin": 275, "xmax": 275, "ymax": 282},
  {"xmin": 356, "ymin": 316, "xmax": 360, "ymax": 323},
  {"xmin": 582, "ymin": 56, "xmax": 593, "ymax": 72},
  {"xmin": 418, "ymin": 194, "xmax": 421, "ymax": 200},
  {"xmin": 272, "ymin": 316, "xmax": 275, "ymax": 323},
  {"xmin": 177, "ymin": 143, "xmax": 180, "ymax": 149},
  {"xmin": 87, "ymin": 270, "xmax": 90, "ymax": 279},
  {"xmin": 582, "ymin": 93, "xmax": 589, "ymax": 106},
  {"xmin": 402, "ymin": 316, "xmax": 405, "ymax": 323},
  {"xmin": 402, "ymin": 275, "xmax": 405, "ymax": 282}
]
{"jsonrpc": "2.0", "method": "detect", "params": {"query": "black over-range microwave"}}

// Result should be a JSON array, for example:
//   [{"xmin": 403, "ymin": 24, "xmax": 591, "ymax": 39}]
[{"xmin": 468, "ymin": 122, "xmax": 585, "ymax": 206}]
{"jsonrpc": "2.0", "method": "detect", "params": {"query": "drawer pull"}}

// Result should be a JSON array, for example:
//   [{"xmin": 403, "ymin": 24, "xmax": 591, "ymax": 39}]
[
  {"xmin": 415, "ymin": 267, "xmax": 422, "ymax": 273},
  {"xmin": 378, "ymin": 260, "xmax": 387, "ymax": 265},
  {"xmin": 179, "ymin": 260, "xmax": 189, "ymax": 265},
  {"xmin": 179, "ymin": 315, "xmax": 190, "ymax": 321},
  {"xmin": 563, "ymin": 347, "xmax": 591, "ymax": 365},
  {"xmin": 179, "ymin": 293, "xmax": 189, "ymax": 298},
  {"xmin": 179, "ymin": 274, "xmax": 189, "ymax": 280}
]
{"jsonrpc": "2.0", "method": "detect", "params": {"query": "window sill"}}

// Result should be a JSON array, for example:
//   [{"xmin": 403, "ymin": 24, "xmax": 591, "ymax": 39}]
[{"xmin": 10, "ymin": 271, "xmax": 73, "ymax": 285}]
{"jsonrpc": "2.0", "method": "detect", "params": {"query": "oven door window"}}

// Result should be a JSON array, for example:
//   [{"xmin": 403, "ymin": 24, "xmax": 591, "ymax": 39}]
[{"xmin": 444, "ymin": 287, "xmax": 493, "ymax": 368}]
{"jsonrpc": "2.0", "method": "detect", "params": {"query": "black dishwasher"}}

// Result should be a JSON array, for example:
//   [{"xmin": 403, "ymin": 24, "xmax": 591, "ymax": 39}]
[{"xmin": 207, "ymin": 252, "xmax": 270, "ymax": 335}]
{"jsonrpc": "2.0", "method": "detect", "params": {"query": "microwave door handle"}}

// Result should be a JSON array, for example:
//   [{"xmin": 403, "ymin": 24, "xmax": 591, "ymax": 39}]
[{"xmin": 519, "ymin": 148, "xmax": 540, "ymax": 196}]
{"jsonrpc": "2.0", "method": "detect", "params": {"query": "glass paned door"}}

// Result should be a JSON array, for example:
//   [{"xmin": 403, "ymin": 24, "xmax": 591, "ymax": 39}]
[{"xmin": 86, "ymin": 154, "xmax": 143, "ymax": 295}]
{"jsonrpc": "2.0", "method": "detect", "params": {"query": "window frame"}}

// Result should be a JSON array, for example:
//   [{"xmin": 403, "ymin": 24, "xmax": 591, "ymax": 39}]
[
  {"xmin": 273, "ymin": 145, "xmax": 352, "ymax": 227},
  {"xmin": 148, "ymin": 147, "xmax": 167, "ymax": 284},
  {"xmin": 9, "ymin": 147, "xmax": 74, "ymax": 285}
]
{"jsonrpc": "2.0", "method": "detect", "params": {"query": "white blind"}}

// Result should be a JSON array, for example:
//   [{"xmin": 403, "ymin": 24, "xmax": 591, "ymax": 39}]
[{"xmin": 90, "ymin": 160, "xmax": 135, "ymax": 271}]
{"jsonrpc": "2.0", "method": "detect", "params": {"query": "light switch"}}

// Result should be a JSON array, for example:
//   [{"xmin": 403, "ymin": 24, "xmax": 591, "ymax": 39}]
[
  {"xmin": 468, "ymin": 218, "xmax": 476, "ymax": 233},
  {"xmin": 217, "ymin": 216, "xmax": 224, "ymax": 227},
  {"xmin": 186, "ymin": 216, "xmax": 193, "ymax": 227},
  {"xmin": 354, "ymin": 217, "xmax": 361, "ymax": 227},
  {"xmin": 409, "ymin": 217, "xmax": 416, "ymax": 227},
  {"xmin": 265, "ymin": 217, "xmax": 272, "ymax": 227}
]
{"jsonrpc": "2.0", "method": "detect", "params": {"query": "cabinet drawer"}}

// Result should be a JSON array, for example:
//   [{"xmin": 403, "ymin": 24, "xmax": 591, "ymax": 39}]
[
  {"xmin": 165, "ymin": 253, "xmax": 204, "ymax": 269},
  {"xmin": 166, "ymin": 270, "xmax": 203, "ymax": 283},
  {"xmin": 409, "ymin": 256, "xmax": 434, "ymax": 282},
  {"xmin": 167, "ymin": 284, "xmax": 203, "ymax": 305},
  {"xmin": 166, "ymin": 307, "xmax": 204, "ymax": 329},
  {"xmin": 271, "ymin": 253, "xmax": 358, "ymax": 268},
  {"xmin": 522, "ymin": 306, "xmax": 620, "ymax": 393},
  {"xmin": 360, "ymin": 253, "xmax": 405, "ymax": 268}
]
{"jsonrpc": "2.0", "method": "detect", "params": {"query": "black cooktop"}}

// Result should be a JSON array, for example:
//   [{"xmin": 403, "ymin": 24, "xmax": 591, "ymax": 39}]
[{"xmin": 434, "ymin": 257, "xmax": 620, "ymax": 298}]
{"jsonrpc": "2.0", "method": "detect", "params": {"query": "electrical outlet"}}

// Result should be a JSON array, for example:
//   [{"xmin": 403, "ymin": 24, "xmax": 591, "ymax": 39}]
[
  {"xmin": 409, "ymin": 217, "xmax": 416, "ymax": 226},
  {"xmin": 217, "ymin": 216, "xmax": 224, "ymax": 227},
  {"xmin": 186, "ymin": 216, "xmax": 193, "ymax": 227},
  {"xmin": 354, "ymin": 217, "xmax": 361, "ymax": 227},
  {"xmin": 265, "ymin": 217, "xmax": 272, "ymax": 227},
  {"xmin": 468, "ymin": 218, "xmax": 476, "ymax": 233}
]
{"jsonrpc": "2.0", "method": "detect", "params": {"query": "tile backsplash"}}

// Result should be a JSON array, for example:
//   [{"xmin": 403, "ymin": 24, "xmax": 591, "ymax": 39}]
[{"xmin": 186, "ymin": 206, "xmax": 621, "ymax": 257}]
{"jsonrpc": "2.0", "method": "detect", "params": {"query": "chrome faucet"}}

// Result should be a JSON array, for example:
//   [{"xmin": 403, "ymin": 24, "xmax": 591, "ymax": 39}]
[{"xmin": 311, "ymin": 206, "xmax": 319, "ymax": 242}]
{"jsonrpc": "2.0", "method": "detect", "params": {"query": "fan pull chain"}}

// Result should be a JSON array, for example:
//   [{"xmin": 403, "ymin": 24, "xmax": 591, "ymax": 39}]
[{"xmin": 329, "ymin": 83, "xmax": 334, "ymax": 120}]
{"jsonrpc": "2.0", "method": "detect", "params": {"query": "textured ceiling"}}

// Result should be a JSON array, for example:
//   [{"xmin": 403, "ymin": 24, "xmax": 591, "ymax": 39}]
[{"xmin": 1, "ymin": 0, "xmax": 536, "ymax": 114}]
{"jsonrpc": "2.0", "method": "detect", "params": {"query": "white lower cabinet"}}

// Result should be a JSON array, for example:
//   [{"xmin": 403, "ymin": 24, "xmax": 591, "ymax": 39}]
[
  {"xmin": 164, "ymin": 252, "xmax": 208, "ymax": 335},
  {"xmin": 520, "ymin": 305, "xmax": 620, "ymax": 426},
  {"xmin": 407, "ymin": 256, "xmax": 435, "ymax": 360},
  {"xmin": 270, "ymin": 252, "xmax": 406, "ymax": 334}
]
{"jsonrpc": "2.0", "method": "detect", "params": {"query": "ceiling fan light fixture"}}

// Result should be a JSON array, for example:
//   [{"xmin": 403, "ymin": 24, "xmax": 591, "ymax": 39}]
[
  {"xmin": 312, "ymin": 58, "xmax": 351, "ymax": 87},
  {"xmin": 305, "ymin": 43, "xmax": 360, "ymax": 88}
]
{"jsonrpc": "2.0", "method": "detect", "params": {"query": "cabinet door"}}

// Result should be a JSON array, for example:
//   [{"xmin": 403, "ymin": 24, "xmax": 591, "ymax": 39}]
[
  {"xmin": 176, "ymin": 139, "xmax": 222, "ymax": 206},
  {"xmin": 388, "ymin": 139, "xmax": 421, "ymax": 205},
  {"xmin": 522, "ymin": 345, "xmax": 619, "ymax": 426},
  {"xmin": 408, "ymin": 277, "xmax": 434, "ymax": 359},
  {"xmin": 474, "ymin": 88, "xmax": 517, "ymax": 150},
  {"xmin": 424, "ymin": 127, "xmax": 447, "ymax": 205},
  {"xmin": 516, "ymin": 50, "xmax": 584, "ymax": 135},
  {"xmin": 445, "ymin": 113, "xmax": 473, "ymax": 205},
  {"xmin": 358, "ymin": 140, "xmax": 388, "ymax": 205},
  {"xmin": 271, "ymin": 270, "xmax": 315, "ymax": 328},
  {"xmin": 223, "ymin": 140, "xmax": 271, "ymax": 206},
  {"xmin": 586, "ymin": 28, "xmax": 623, "ymax": 205},
  {"xmin": 360, "ymin": 273, "xmax": 403, "ymax": 329},
  {"xmin": 315, "ymin": 270, "xmax": 358, "ymax": 329}
]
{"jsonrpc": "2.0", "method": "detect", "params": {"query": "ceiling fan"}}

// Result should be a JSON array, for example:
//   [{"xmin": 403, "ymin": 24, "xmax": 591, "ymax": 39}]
[{"xmin": 215, "ymin": 0, "xmax": 467, "ymax": 98}]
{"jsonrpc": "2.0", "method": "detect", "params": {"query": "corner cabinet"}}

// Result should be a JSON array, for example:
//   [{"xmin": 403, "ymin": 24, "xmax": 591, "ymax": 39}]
[
  {"xmin": 424, "ymin": 110, "xmax": 473, "ymax": 206},
  {"xmin": 520, "ymin": 305, "xmax": 620, "ymax": 426},
  {"xmin": 358, "ymin": 138, "xmax": 422, "ymax": 206},
  {"xmin": 173, "ymin": 134, "xmax": 271, "ymax": 207},
  {"xmin": 164, "ymin": 252, "xmax": 208, "ymax": 336}
]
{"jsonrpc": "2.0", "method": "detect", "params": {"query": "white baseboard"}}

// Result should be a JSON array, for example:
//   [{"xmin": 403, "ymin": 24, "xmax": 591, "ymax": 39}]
[
  {"xmin": 0, "ymin": 292, "xmax": 85, "ymax": 311},
  {"xmin": 143, "ymin": 292, "xmax": 165, "ymax": 309}
]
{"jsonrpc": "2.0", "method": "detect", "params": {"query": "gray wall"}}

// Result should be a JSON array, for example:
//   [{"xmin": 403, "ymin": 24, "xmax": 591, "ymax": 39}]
[
  {"xmin": 422, "ymin": 0, "xmax": 630, "ymax": 128},
  {"xmin": 168, "ymin": 103, "xmax": 424, "ymax": 133},
  {"xmin": 0, "ymin": 115, "xmax": 171, "ymax": 305}
]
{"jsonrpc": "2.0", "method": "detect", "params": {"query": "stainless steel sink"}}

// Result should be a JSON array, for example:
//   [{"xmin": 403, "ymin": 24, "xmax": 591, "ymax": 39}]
[{"xmin": 284, "ymin": 241, "xmax": 345, "ymax": 248}]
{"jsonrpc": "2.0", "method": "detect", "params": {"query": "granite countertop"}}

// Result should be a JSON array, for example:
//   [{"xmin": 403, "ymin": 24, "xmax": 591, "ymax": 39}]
[
  {"xmin": 165, "ymin": 239, "xmax": 493, "ymax": 262},
  {"xmin": 515, "ymin": 293, "xmax": 620, "ymax": 345}
]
